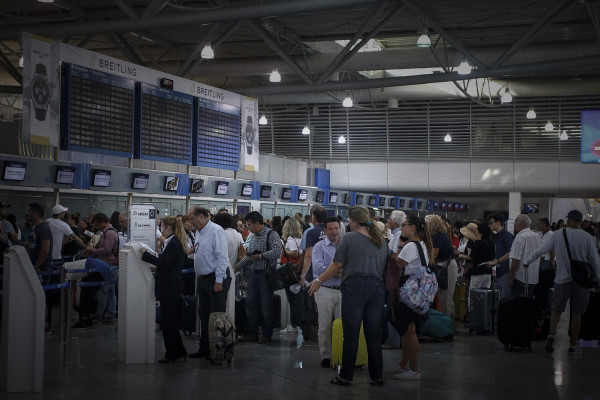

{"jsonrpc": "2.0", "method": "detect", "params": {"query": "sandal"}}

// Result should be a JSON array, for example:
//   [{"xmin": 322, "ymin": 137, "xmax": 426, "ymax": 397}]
[
  {"xmin": 370, "ymin": 378, "xmax": 385, "ymax": 386},
  {"xmin": 330, "ymin": 376, "xmax": 351, "ymax": 386}
]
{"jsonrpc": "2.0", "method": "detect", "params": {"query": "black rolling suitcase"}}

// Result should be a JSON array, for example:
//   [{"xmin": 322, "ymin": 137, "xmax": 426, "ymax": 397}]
[
  {"xmin": 571, "ymin": 290, "xmax": 600, "ymax": 341},
  {"xmin": 498, "ymin": 274, "xmax": 533, "ymax": 351},
  {"xmin": 180, "ymin": 295, "xmax": 198, "ymax": 335},
  {"xmin": 235, "ymin": 297, "xmax": 248, "ymax": 335}
]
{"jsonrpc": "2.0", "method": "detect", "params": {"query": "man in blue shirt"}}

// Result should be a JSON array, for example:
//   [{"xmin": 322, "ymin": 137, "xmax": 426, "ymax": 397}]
[
  {"xmin": 488, "ymin": 213, "xmax": 514, "ymax": 299},
  {"xmin": 187, "ymin": 206, "xmax": 231, "ymax": 358},
  {"xmin": 312, "ymin": 217, "xmax": 343, "ymax": 369},
  {"xmin": 236, "ymin": 211, "xmax": 281, "ymax": 344}
]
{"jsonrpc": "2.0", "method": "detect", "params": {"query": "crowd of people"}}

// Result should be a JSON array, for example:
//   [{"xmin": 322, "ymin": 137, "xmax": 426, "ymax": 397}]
[{"xmin": 1, "ymin": 200, "xmax": 599, "ymax": 385}]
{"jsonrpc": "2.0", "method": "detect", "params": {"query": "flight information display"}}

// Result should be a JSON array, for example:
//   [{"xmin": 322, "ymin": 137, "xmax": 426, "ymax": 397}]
[
  {"xmin": 61, "ymin": 63, "xmax": 134, "ymax": 156},
  {"xmin": 138, "ymin": 83, "xmax": 193, "ymax": 164},
  {"xmin": 196, "ymin": 98, "xmax": 241, "ymax": 170}
]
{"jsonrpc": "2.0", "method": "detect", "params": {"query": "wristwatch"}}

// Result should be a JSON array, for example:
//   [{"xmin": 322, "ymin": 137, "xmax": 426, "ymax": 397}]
[
  {"xmin": 31, "ymin": 63, "xmax": 51, "ymax": 121},
  {"xmin": 245, "ymin": 115, "xmax": 255, "ymax": 155}
]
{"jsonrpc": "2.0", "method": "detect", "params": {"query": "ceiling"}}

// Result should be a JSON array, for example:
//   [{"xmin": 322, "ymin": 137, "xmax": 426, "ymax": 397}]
[{"xmin": 1, "ymin": 0, "xmax": 600, "ymax": 107}]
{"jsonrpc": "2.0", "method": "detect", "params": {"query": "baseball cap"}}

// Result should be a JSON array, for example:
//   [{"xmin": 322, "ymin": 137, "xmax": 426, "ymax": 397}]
[
  {"xmin": 0, "ymin": 202, "xmax": 10, "ymax": 208},
  {"xmin": 566, "ymin": 210, "xmax": 583, "ymax": 222},
  {"xmin": 52, "ymin": 205, "xmax": 69, "ymax": 215}
]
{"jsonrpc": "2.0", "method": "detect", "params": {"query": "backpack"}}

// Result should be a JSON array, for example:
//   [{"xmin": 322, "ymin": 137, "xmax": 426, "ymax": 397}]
[{"xmin": 398, "ymin": 242, "xmax": 439, "ymax": 315}]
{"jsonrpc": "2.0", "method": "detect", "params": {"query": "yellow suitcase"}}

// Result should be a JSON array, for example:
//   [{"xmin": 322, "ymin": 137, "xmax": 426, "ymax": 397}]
[
  {"xmin": 453, "ymin": 283, "xmax": 466, "ymax": 320},
  {"xmin": 331, "ymin": 318, "xmax": 368, "ymax": 369}
]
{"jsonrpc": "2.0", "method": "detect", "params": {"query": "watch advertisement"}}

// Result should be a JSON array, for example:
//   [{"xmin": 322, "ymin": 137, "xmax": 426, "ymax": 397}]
[
  {"xmin": 240, "ymin": 97, "xmax": 259, "ymax": 172},
  {"xmin": 22, "ymin": 32, "xmax": 60, "ymax": 147}
]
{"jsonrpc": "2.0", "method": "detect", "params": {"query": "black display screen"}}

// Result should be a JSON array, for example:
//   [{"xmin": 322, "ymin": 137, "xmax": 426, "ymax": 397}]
[
  {"xmin": 329, "ymin": 192, "xmax": 338, "ymax": 204},
  {"xmin": 241, "ymin": 183, "xmax": 253, "ymax": 197},
  {"xmin": 164, "ymin": 176, "xmax": 179, "ymax": 191},
  {"xmin": 315, "ymin": 191, "xmax": 325, "ymax": 202},
  {"xmin": 298, "ymin": 189, "xmax": 308, "ymax": 201},
  {"xmin": 3, "ymin": 161, "xmax": 26, "ymax": 181},
  {"xmin": 54, "ymin": 166, "xmax": 76, "ymax": 185},
  {"xmin": 379, "ymin": 197, "xmax": 386, "ymax": 207},
  {"xmin": 92, "ymin": 169, "xmax": 111, "ymax": 187},
  {"xmin": 344, "ymin": 193, "xmax": 352, "ymax": 204},
  {"xmin": 132, "ymin": 173, "xmax": 149, "ymax": 190},
  {"xmin": 260, "ymin": 185, "xmax": 272, "ymax": 198},
  {"xmin": 281, "ymin": 188, "xmax": 292, "ymax": 200},
  {"xmin": 216, "ymin": 181, "xmax": 229, "ymax": 195},
  {"xmin": 398, "ymin": 199, "xmax": 405, "ymax": 208},
  {"xmin": 356, "ymin": 195, "xmax": 364, "ymax": 205},
  {"xmin": 190, "ymin": 179, "xmax": 204, "ymax": 193}
]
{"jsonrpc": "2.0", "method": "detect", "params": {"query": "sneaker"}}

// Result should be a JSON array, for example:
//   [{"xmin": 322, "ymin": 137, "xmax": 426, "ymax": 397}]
[
  {"xmin": 393, "ymin": 368, "xmax": 421, "ymax": 380},
  {"xmin": 545, "ymin": 334, "xmax": 555, "ymax": 354},
  {"xmin": 279, "ymin": 325, "xmax": 299, "ymax": 334},
  {"xmin": 568, "ymin": 346, "xmax": 582, "ymax": 355}
]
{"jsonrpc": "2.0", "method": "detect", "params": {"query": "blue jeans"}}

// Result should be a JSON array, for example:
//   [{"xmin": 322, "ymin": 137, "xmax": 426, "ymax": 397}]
[
  {"xmin": 96, "ymin": 272, "xmax": 117, "ymax": 320},
  {"xmin": 246, "ymin": 270, "xmax": 274, "ymax": 338},
  {"xmin": 339, "ymin": 275, "xmax": 385, "ymax": 382},
  {"xmin": 495, "ymin": 273, "xmax": 511, "ymax": 300}
]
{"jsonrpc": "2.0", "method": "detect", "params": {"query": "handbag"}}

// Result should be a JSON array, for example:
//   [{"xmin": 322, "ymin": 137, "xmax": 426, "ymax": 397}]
[
  {"xmin": 433, "ymin": 260, "xmax": 450, "ymax": 290},
  {"xmin": 290, "ymin": 287, "xmax": 317, "ymax": 326},
  {"xmin": 562, "ymin": 229, "xmax": 596, "ymax": 288},
  {"xmin": 398, "ymin": 242, "xmax": 439, "ymax": 315},
  {"xmin": 266, "ymin": 262, "xmax": 298, "ymax": 291}
]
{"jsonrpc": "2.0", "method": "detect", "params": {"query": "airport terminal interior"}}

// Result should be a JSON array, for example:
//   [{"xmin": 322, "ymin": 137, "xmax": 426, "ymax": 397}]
[{"xmin": 1, "ymin": 0, "xmax": 600, "ymax": 398}]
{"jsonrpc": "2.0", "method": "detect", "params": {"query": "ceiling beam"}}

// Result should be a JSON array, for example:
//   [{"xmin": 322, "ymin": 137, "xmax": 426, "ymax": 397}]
[
  {"xmin": 246, "ymin": 19, "xmax": 314, "ymax": 85},
  {"xmin": 238, "ymin": 55, "xmax": 600, "ymax": 95},
  {"xmin": 0, "ymin": 0, "xmax": 385, "ymax": 40},
  {"xmin": 141, "ymin": 0, "xmax": 169, "ymax": 19},
  {"xmin": 490, "ymin": 0, "xmax": 574, "ymax": 69},
  {"xmin": 112, "ymin": 0, "xmax": 139, "ymax": 20},
  {"xmin": 0, "ymin": 50, "xmax": 22, "ymax": 85}
]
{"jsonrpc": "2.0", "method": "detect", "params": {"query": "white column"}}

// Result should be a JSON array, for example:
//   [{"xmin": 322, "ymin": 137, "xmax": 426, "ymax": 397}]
[{"xmin": 508, "ymin": 192, "xmax": 522, "ymax": 235}]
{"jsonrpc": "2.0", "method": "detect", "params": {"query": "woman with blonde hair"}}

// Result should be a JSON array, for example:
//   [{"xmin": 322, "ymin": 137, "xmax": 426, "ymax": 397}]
[
  {"xmin": 140, "ymin": 216, "xmax": 187, "ymax": 363},
  {"xmin": 427, "ymin": 215, "xmax": 458, "ymax": 318},
  {"xmin": 308, "ymin": 206, "xmax": 387, "ymax": 386},
  {"xmin": 392, "ymin": 215, "xmax": 434, "ymax": 380},
  {"xmin": 279, "ymin": 217, "xmax": 305, "ymax": 335}
]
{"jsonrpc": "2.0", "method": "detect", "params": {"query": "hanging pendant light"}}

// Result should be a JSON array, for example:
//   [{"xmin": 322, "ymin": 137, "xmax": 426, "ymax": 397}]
[
  {"xmin": 417, "ymin": 29, "xmax": 431, "ymax": 48},
  {"xmin": 269, "ymin": 68, "xmax": 281, "ymax": 83},
  {"xmin": 259, "ymin": 115, "xmax": 268, "ymax": 125},
  {"xmin": 302, "ymin": 126, "xmax": 310, "ymax": 135},
  {"xmin": 457, "ymin": 59, "xmax": 471, "ymax": 75},
  {"xmin": 200, "ymin": 42, "xmax": 214, "ymax": 59},
  {"xmin": 342, "ymin": 94, "xmax": 353, "ymax": 108},
  {"xmin": 526, "ymin": 107, "xmax": 536, "ymax": 119},
  {"xmin": 559, "ymin": 130, "xmax": 569, "ymax": 140},
  {"xmin": 338, "ymin": 135, "xmax": 346, "ymax": 144},
  {"xmin": 544, "ymin": 120, "xmax": 554, "ymax": 131},
  {"xmin": 500, "ymin": 88, "xmax": 512, "ymax": 104},
  {"xmin": 444, "ymin": 133, "xmax": 452, "ymax": 142}
]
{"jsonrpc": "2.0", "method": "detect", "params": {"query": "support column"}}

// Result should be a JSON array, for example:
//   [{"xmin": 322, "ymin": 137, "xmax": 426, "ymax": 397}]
[{"xmin": 508, "ymin": 192, "xmax": 522, "ymax": 234}]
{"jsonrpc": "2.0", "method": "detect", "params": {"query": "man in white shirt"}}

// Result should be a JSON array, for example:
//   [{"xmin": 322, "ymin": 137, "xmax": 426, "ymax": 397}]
[
  {"xmin": 187, "ymin": 206, "xmax": 231, "ymax": 358},
  {"xmin": 213, "ymin": 213, "xmax": 244, "ymax": 320},
  {"xmin": 524, "ymin": 210, "xmax": 600, "ymax": 355},
  {"xmin": 46, "ymin": 205, "xmax": 86, "ymax": 261},
  {"xmin": 508, "ymin": 214, "xmax": 541, "ymax": 298},
  {"xmin": 387, "ymin": 210, "xmax": 406, "ymax": 254}
]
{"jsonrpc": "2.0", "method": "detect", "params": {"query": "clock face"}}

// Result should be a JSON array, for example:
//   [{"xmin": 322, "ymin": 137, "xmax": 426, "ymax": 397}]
[{"xmin": 31, "ymin": 75, "xmax": 50, "ymax": 106}]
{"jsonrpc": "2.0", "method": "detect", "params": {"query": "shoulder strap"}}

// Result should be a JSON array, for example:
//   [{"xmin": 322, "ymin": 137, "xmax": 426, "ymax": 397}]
[
  {"xmin": 266, "ymin": 229, "xmax": 275, "ymax": 251},
  {"xmin": 562, "ymin": 228, "xmax": 573, "ymax": 261},
  {"xmin": 411, "ymin": 240, "xmax": 427, "ymax": 266}
]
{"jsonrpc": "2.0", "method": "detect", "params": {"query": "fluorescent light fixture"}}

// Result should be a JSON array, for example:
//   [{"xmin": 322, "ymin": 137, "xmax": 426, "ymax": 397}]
[
  {"xmin": 302, "ymin": 125, "xmax": 310, "ymax": 135},
  {"xmin": 269, "ymin": 68, "xmax": 281, "ymax": 83},
  {"xmin": 444, "ymin": 133, "xmax": 452, "ymax": 142},
  {"xmin": 200, "ymin": 42, "xmax": 214, "ymax": 59},
  {"xmin": 342, "ymin": 94, "xmax": 353, "ymax": 108},
  {"xmin": 544, "ymin": 120, "xmax": 554, "ymax": 132},
  {"xmin": 559, "ymin": 130, "xmax": 569, "ymax": 140},
  {"xmin": 18, "ymin": 56, "xmax": 24, "ymax": 67},
  {"xmin": 526, "ymin": 107, "xmax": 536, "ymax": 119},
  {"xmin": 457, "ymin": 59, "xmax": 472, "ymax": 75},
  {"xmin": 338, "ymin": 135, "xmax": 346, "ymax": 144},
  {"xmin": 259, "ymin": 115, "xmax": 268, "ymax": 125},
  {"xmin": 500, "ymin": 88, "xmax": 512, "ymax": 103},
  {"xmin": 417, "ymin": 29, "xmax": 431, "ymax": 48}
]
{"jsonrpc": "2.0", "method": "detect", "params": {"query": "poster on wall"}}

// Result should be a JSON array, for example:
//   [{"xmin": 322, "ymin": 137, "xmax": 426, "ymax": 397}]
[
  {"xmin": 240, "ymin": 97, "xmax": 259, "ymax": 172},
  {"xmin": 22, "ymin": 32, "xmax": 61, "ymax": 147},
  {"xmin": 581, "ymin": 110, "xmax": 600, "ymax": 163},
  {"xmin": 129, "ymin": 204, "xmax": 158, "ymax": 252}
]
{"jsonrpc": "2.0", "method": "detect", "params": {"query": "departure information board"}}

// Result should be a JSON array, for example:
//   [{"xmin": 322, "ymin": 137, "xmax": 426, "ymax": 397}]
[
  {"xmin": 61, "ymin": 63, "xmax": 134, "ymax": 156},
  {"xmin": 138, "ymin": 83, "xmax": 193, "ymax": 164},
  {"xmin": 196, "ymin": 98, "xmax": 241, "ymax": 170}
]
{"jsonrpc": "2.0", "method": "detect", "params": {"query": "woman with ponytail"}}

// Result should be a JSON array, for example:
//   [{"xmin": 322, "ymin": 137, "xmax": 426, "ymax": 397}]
[
  {"xmin": 140, "ymin": 216, "xmax": 187, "ymax": 363},
  {"xmin": 392, "ymin": 215, "xmax": 434, "ymax": 380},
  {"xmin": 308, "ymin": 206, "xmax": 387, "ymax": 386}
]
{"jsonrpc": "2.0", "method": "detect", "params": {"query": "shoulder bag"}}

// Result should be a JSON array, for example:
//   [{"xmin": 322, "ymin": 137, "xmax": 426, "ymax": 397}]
[
  {"xmin": 398, "ymin": 242, "xmax": 439, "ymax": 315},
  {"xmin": 562, "ymin": 229, "xmax": 596, "ymax": 288}
]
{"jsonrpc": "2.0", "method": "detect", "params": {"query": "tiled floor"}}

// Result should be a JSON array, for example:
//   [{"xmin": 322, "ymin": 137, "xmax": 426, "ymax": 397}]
[{"xmin": 2, "ymin": 313, "xmax": 599, "ymax": 400}]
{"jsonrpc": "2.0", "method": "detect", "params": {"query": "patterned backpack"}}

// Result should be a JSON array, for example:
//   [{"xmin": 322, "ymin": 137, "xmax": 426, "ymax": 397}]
[
  {"xmin": 398, "ymin": 242, "xmax": 439, "ymax": 315},
  {"xmin": 208, "ymin": 312, "xmax": 236, "ymax": 364}
]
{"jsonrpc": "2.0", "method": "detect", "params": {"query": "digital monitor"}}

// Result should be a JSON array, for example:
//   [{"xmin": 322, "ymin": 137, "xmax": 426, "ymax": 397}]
[
  {"xmin": 131, "ymin": 173, "xmax": 149, "ymax": 190},
  {"xmin": 408, "ymin": 200, "xmax": 415, "ymax": 209},
  {"xmin": 329, "ymin": 192, "xmax": 338, "ymax": 204},
  {"xmin": 92, "ymin": 169, "xmax": 111, "ymax": 187},
  {"xmin": 368, "ymin": 196, "xmax": 376, "ymax": 206},
  {"xmin": 298, "ymin": 189, "xmax": 308, "ymax": 201},
  {"xmin": 390, "ymin": 198, "xmax": 396, "ymax": 208},
  {"xmin": 55, "ymin": 166, "xmax": 76, "ymax": 185},
  {"xmin": 523, "ymin": 202, "xmax": 540, "ymax": 214},
  {"xmin": 426, "ymin": 200, "xmax": 432, "ymax": 210},
  {"xmin": 315, "ymin": 191, "xmax": 325, "ymax": 203},
  {"xmin": 454, "ymin": 203, "xmax": 460, "ymax": 212},
  {"xmin": 3, "ymin": 161, "xmax": 27, "ymax": 181},
  {"xmin": 260, "ymin": 185, "xmax": 272, "ymax": 198},
  {"xmin": 434, "ymin": 202, "xmax": 439, "ymax": 211},
  {"xmin": 215, "ymin": 181, "xmax": 229, "ymax": 195},
  {"xmin": 379, "ymin": 197, "xmax": 386, "ymax": 207},
  {"xmin": 164, "ymin": 176, "xmax": 179, "ymax": 191},
  {"xmin": 190, "ymin": 178, "xmax": 204, "ymax": 193},
  {"xmin": 281, "ymin": 188, "xmax": 292, "ymax": 200},
  {"xmin": 459, "ymin": 204, "xmax": 466, "ymax": 212},
  {"xmin": 398, "ymin": 199, "xmax": 405, "ymax": 208},
  {"xmin": 447, "ymin": 203, "xmax": 454, "ymax": 212},
  {"xmin": 356, "ymin": 194, "xmax": 364, "ymax": 205},
  {"xmin": 417, "ymin": 200, "xmax": 423, "ymax": 209},
  {"xmin": 465, "ymin": 204, "xmax": 470, "ymax": 212},
  {"xmin": 241, "ymin": 183, "xmax": 253, "ymax": 197},
  {"xmin": 441, "ymin": 202, "xmax": 447, "ymax": 211},
  {"xmin": 344, "ymin": 193, "xmax": 352, "ymax": 205}
]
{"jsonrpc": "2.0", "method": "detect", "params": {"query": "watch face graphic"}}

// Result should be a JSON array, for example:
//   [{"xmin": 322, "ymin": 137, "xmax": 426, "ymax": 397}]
[
  {"xmin": 31, "ymin": 63, "xmax": 50, "ymax": 121},
  {"xmin": 245, "ymin": 115, "xmax": 255, "ymax": 155}
]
